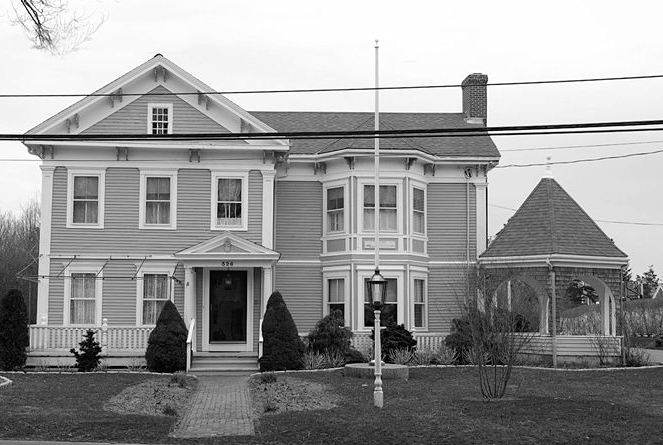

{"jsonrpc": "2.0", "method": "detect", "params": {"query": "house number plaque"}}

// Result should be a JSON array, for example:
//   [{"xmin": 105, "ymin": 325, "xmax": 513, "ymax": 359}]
[{"xmin": 221, "ymin": 261, "xmax": 234, "ymax": 267}]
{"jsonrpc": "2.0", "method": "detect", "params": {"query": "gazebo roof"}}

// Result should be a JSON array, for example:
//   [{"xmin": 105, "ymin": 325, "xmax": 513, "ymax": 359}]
[{"xmin": 481, "ymin": 178, "xmax": 627, "ymax": 259}]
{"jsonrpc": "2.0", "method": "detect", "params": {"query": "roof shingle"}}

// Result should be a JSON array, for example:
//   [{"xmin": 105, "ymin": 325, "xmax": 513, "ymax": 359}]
[{"xmin": 480, "ymin": 178, "xmax": 627, "ymax": 259}]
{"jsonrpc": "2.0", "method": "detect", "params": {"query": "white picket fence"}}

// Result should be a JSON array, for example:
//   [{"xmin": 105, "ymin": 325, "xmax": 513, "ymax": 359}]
[{"xmin": 350, "ymin": 332, "xmax": 446, "ymax": 356}]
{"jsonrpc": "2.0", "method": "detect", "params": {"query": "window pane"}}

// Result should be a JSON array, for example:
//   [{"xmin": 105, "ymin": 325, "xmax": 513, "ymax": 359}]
[
  {"xmin": 74, "ymin": 176, "xmax": 98, "ymax": 199},
  {"xmin": 413, "ymin": 188, "xmax": 425, "ymax": 212},
  {"xmin": 158, "ymin": 202, "xmax": 170, "ymax": 224},
  {"xmin": 364, "ymin": 209, "xmax": 375, "ymax": 231},
  {"xmin": 217, "ymin": 203, "xmax": 242, "ymax": 220},
  {"xmin": 414, "ymin": 305, "xmax": 424, "ymax": 328},
  {"xmin": 413, "ymin": 212, "xmax": 424, "ymax": 234},
  {"xmin": 385, "ymin": 279, "xmax": 397, "ymax": 303},
  {"xmin": 380, "ymin": 209, "xmax": 397, "ymax": 231},
  {"xmin": 364, "ymin": 185, "xmax": 375, "ymax": 207},
  {"xmin": 380, "ymin": 185, "xmax": 397, "ymax": 207},
  {"xmin": 71, "ymin": 300, "xmax": 95, "ymax": 324},
  {"xmin": 143, "ymin": 300, "xmax": 166, "ymax": 325},
  {"xmin": 329, "ymin": 304, "xmax": 344, "ymax": 320},
  {"xmin": 329, "ymin": 279, "xmax": 344, "ymax": 302},
  {"xmin": 327, "ymin": 187, "xmax": 344, "ymax": 211},
  {"xmin": 146, "ymin": 177, "xmax": 170, "ymax": 201},
  {"xmin": 218, "ymin": 179, "xmax": 242, "ymax": 201},
  {"xmin": 328, "ymin": 210, "xmax": 343, "ymax": 232},
  {"xmin": 73, "ymin": 200, "xmax": 98, "ymax": 224},
  {"xmin": 414, "ymin": 280, "xmax": 424, "ymax": 303}
]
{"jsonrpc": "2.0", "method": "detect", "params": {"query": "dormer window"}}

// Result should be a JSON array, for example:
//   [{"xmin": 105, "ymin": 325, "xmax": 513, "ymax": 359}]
[{"xmin": 148, "ymin": 103, "xmax": 173, "ymax": 134}]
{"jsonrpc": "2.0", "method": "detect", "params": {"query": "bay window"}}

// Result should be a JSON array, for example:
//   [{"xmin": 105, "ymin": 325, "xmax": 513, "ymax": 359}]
[
  {"xmin": 413, "ymin": 278, "xmax": 426, "ymax": 329},
  {"xmin": 328, "ymin": 278, "xmax": 345, "ymax": 320},
  {"xmin": 413, "ymin": 187, "xmax": 425, "ymax": 234},
  {"xmin": 326, "ymin": 187, "xmax": 344, "ymax": 233}
]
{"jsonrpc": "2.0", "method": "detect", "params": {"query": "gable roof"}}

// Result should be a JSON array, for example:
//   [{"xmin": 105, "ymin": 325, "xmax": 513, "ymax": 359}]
[
  {"xmin": 250, "ymin": 111, "xmax": 500, "ymax": 158},
  {"xmin": 480, "ymin": 178, "xmax": 627, "ymax": 259}
]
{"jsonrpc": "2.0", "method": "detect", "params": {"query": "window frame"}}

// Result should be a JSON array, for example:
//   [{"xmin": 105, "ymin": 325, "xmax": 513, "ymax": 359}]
[
  {"xmin": 147, "ymin": 103, "xmax": 174, "ymax": 135},
  {"xmin": 66, "ymin": 169, "xmax": 105, "ymax": 229},
  {"xmin": 135, "ymin": 264, "xmax": 175, "ymax": 326},
  {"xmin": 357, "ymin": 269, "xmax": 404, "ymax": 331},
  {"xmin": 210, "ymin": 171, "xmax": 249, "ymax": 231},
  {"xmin": 139, "ymin": 170, "xmax": 178, "ymax": 230},
  {"xmin": 323, "ymin": 181, "xmax": 349, "ymax": 235},
  {"xmin": 410, "ymin": 183, "xmax": 427, "ymax": 236},
  {"xmin": 63, "ymin": 262, "xmax": 103, "ymax": 326},
  {"xmin": 322, "ymin": 271, "xmax": 350, "ymax": 326},
  {"xmin": 358, "ymin": 179, "xmax": 402, "ymax": 234},
  {"xmin": 411, "ymin": 273, "xmax": 428, "ymax": 331}
]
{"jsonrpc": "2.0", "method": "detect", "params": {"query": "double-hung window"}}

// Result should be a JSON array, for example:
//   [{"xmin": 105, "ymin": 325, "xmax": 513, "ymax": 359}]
[
  {"xmin": 67, "ymin": 170, "xmax": 105, "ymax": 228},
  {"xmin": 70, "ymin": 273, "xmax": 96, "ymax": 325},
  {"xmin": 326, "ymin": 187, "xmax": 344, "ymax": 233},
  {"xmin": 148, "ymin": 103, "xmax": 173, "ymax": 134},
  {"xmin": 212, "ymin": 173, "xmax": 248, "ymax": 230},
  {"xmin": 140, "ymin": 172, "xmax": 177, "ymax": 229},
  {"xmin": 328, "ymin": 278, "xmax": 345, "ymax": 320},
  {"xmin": 363, "ymin": 185, "xmax": 397, "ymax": 232},
  {"xmin": 364, "ymin": 278, "xmax": 397, "ymax": 327},
  {"xmin": 412, "ymin": 187, "xmax": 425, "ymax": 235},
  {"xmin": 142, "ymin": 274, "xmax": 170, "ymax": 325},
  {"xmin": 413, "ymin": 278, "xmax": 426, "ymax": 329}
]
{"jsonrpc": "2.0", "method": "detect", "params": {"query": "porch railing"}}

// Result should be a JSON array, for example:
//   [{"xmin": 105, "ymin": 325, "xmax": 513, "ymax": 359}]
[{"xmin": 29, "ymin": 322, "xmax": 153, "ymax": 353}]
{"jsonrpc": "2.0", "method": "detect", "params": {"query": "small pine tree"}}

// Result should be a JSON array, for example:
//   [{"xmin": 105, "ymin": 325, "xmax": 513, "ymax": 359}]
[
  {"xmin": 371, "ymin": 323, "xmax": 417, "ymax": 363},
  {"xmin": 145, "ymin": 300, "xmax": 187, "ymax": 373},
  {"xmin": 70, "ymin": 329, "xmax": 102, "ymax": 372},
  {"xmin": 259, "ymin": 291, "xmax": 305, "ymax": 371},
  {"xmin": 0, "ymin": 289, "xmax": 30, "ymax": 371}
]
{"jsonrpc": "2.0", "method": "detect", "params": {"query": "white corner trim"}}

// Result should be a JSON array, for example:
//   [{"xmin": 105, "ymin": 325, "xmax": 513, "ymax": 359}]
[
  {"xmin": 138, "ymin": 169, "xmax": 178, "ymax": 230},
  {"xmin": 261, "ymin": 170, "xmax": 276, "ymax": 249},
  {"xmin": 37, "ymin": 166, "xmax": 55, "ymax": 323},
  {"xmin": 147, "ymin": 103, "xmax": 173, "ymax": 134},
  {"xmin": 210, "ymin": 170, "xmax": 249, "ymax": 231},
  {"xmin": 66, "ymin": 168, "xmax": 106, "ymax": 229}
]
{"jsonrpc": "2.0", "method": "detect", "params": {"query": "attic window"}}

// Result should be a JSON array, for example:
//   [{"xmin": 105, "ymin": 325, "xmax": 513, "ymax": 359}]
[{"xmin": 148, "ymin": 103, "xmax": 173, "ymax": 134}]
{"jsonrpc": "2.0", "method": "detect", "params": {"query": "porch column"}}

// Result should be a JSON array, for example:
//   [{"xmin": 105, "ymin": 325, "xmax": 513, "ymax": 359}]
[
  {"xmin": 37, "ymin": 165, "xmax": 55, "ymax": 325},
  {"xmin": 262, "ymin": 170, "xmax": 276, "ymax": 249},
  {"xmin": 475, "ymin": 182, "xmax": 488, "ymax": 257},
  {"xmin": 184, "ymin": 266, "xmax": 196, "ymax": 327},
  {"xmin": 262, "ymin": 266, "xmax": 273, "ymax": 314}
]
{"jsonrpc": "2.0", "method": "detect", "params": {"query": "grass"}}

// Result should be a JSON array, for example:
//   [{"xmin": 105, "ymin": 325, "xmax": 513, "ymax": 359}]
[{"xmin": 3, "ymin": 367, "xmax": 663, "ymax": 444}]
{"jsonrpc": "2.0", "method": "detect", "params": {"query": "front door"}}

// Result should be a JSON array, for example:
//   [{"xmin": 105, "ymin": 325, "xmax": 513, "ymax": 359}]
[{"xmin": 208, "ymin": 270, "xmax": 248, "ymax": 349}]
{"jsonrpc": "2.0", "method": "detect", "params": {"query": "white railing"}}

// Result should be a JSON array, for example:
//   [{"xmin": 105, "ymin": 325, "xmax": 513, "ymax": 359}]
[
  {"xmin": 258, "ymin": 317, "xmax": 264, "ymax": 358},
  {"xmin": 186, "ymin": 318, "xmax": 196, "ymax": 372},
  {"xmin": 29, "ymin": 322, "xmax": 153, "ymax": 353},
  {"xmin": 350, "ymin": 332, "xmax": 447, "ymax": 356}
]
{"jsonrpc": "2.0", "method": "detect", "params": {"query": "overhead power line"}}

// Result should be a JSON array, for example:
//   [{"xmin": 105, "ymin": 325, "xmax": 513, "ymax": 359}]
[
  {"xmin": 6, "ymin": 118, "xmax": 663, "ymax": 142},
  {"xmin": 500, "ymin": 139, "xmax": 663, "ymax": 152},
  {"xmin": 494, "ymin": 149, "xmax": 663, "ymax": 168},
  {"xmin": 489, "ymin": 204, "xmax": 663, "ymax": 226},
  {"xmin": 1, "ymin": 73, "xmax": 663, "ymax": 98}
]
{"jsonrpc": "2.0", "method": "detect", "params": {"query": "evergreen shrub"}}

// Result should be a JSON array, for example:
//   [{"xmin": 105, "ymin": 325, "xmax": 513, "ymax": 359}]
[
  {"xmin": 0, "ymin": 289, "xmax": 30, "ymax": 371},
  {"xmin": 307, "ymin": 311, "xmax": 352, "ymax": 354},
  {"xmin": 259, "ymin": 291, "xmax": 305, "ymax": 371},
  {"xmin": 445, "ymin": 316, "xmax": 473, "ymax": 364},
  {"xmin": 70, "ymin": 329, "xmax": 102, "ymax": 372},
  {"xmin": 371, "ymin": 323, "xmax": 417, "ymax": 363},
  {"xmin": 145, "ymin": 300, "xmax": 187, "ymax": 373}
]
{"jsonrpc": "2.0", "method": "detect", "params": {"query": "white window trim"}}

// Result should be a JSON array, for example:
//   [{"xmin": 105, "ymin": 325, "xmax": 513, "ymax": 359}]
[
  {"xmin": 410, "ymin": 181, "xmax": 427, "ymax": 237},
  {"xmin": 322, "ymin": 271, "xmax": 351, "ymax": 326},
  {"xmin": 147, "ymin": 103, "xmax": 174, "ymax": 135},
  {"xmin": 139, "ymin": 170, "xmax": 178, "ymax": 230},
  {"xmin": 210, "ymin": 171, "xmax": 249, "ymax": 231},
  {"xmin": 323, "ymin": 180, "xmax": 349, "ymax": 235},
  {"xmin": 63, "ymin": 262, "xmax": 103, "ymax": 326},
  {"xmin": 356, "ymin": 269, "xmax": 404, "ymax": 331},
  {"xmin": 66, "ymin": 169, "xmax": 106, "ymax": 229},
  {"xmin": 410, "ymin": 272, "xmax": 428, "ymax": 331},
  {"xmin": 357, "ymin": 178, "xmax": 402, "ymax": 234},
  {"xmin": 135, "ymin": 264, "xmax": 176, "ymax": 326}
]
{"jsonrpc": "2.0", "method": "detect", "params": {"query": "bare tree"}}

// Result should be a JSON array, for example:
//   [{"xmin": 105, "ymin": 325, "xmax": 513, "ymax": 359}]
[
  {"xmin": 0, "ymin": 200, "xmax": 40, "ymax": 323},
  {"xmin": 10, "ymin": 0, "xmax": 104, "ymax": 54}
]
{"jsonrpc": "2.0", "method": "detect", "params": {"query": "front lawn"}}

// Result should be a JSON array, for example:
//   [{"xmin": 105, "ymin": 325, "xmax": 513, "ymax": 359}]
[{"xmin": 0, "ymin": 373, "xmax": 185, "ymax": 443}]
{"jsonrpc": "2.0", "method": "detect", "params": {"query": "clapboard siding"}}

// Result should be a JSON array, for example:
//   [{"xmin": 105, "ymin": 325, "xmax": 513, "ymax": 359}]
[
  {"xmin": 274, "ymin": 264, "xmax": 322, "ymax": 333},
  {"xmin": 82, "ymin": 86, "xmax": 230, "ymax": 134},
  {"xmin": 50, "ymin": 167, "xmax": 262, "ymax": 254},
  {"xmin": 102, "ymin": 262, "xmax": 138, "ymax": 325},
  {"xmin": 427, "ymin": 183, "xmax": 476, "ymax": 261},
  {"xmin": 428, "ymin": 265, "xmax": 472, "ymax": 332},
  {"xmin": 274, "ymin": 181, "xmax": 322, "ymax": 260},
  {"xmin": 48, "ymin": 261, "xmax": 65, "ymax": 324}
]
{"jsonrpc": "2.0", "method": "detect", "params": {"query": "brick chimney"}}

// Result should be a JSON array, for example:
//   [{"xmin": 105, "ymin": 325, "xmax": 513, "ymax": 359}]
[{"xmin": 461, "ymin": 73, "xmax": 488, "ymax": 125}]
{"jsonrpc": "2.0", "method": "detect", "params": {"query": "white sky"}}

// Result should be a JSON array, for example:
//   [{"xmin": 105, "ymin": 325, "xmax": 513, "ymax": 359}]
[{"xmin": 0, "ymin": 0, "xmax": 661, "ymax": 275}]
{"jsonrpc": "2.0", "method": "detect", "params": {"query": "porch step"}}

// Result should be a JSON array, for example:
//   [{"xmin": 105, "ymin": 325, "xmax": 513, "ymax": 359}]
[{"xmin": 189, "ymin": 352, "xmax": 259, "ymax": 373}]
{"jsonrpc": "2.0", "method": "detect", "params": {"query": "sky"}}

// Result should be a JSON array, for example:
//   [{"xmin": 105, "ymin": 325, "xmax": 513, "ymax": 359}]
[{"xmin": 0, "ymin": 0, "xmax": 662, "ymax": 276}]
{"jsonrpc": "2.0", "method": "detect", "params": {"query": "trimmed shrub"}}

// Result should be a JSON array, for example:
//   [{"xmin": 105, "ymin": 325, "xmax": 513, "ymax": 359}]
[
  {"xmin": 145, "ymin": 300, "xmax": 187, "ymax": 373},
  {"xmin": 259, "ymin": 291, "xmax": 305, "ymax": 371},
  {"xmin": 371, "ymin": 323, "xmax": 417, "ymax": 363},
  {"xmin": 344, "ymin": 348, "xmax": 366, "ymax": 364},
  {"xmin": 0, "ymin": 289, "xmax": 30, "ymax": 370},
  {"xmin": 445, "ymin": 317, "xmax": 473, "ymax": 364},
  {"xmin": 70, "ymin": 329, "xmax": 102, "ymax": 372},
  {"xmin": 307, "ymin": 311, "xmax": 352, "ymax": 355}
]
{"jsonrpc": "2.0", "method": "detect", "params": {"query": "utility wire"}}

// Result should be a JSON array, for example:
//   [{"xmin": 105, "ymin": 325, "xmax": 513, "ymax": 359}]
[
  {"xmin": 7, "ymin": 118, "xmax": 663, "ymax": 142},
  {"xmin": 500, "ymin": 139, "xmax": 663, "ymax": 152},
  {"xmin": 489, "ymin": 203, "xmax": 663, "ymax": 226},
  {"xmin": 494, "ymin": 148, "xmax": 663, "ymax": 168},
  {"xmin": 2, "ymin": 73, "xmax": 663, "ymax": 98}
]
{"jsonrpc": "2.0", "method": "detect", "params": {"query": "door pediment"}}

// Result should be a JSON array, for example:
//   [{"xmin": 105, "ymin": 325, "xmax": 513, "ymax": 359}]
[{"xmin": 174, "ymin": 232, "xmax": 280, "ymax": 267}]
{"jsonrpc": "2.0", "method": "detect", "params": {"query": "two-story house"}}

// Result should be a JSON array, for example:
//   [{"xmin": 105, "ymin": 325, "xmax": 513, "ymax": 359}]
[{"xmin": 25, "ymin": 55, "xmax": 499, "ymax": 370}]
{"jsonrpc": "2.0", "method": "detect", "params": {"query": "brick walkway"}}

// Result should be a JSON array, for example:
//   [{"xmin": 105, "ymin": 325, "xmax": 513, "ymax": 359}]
[{"xmin": 171, "ymin": 375, "xmax": 255, "ymax": 438}]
